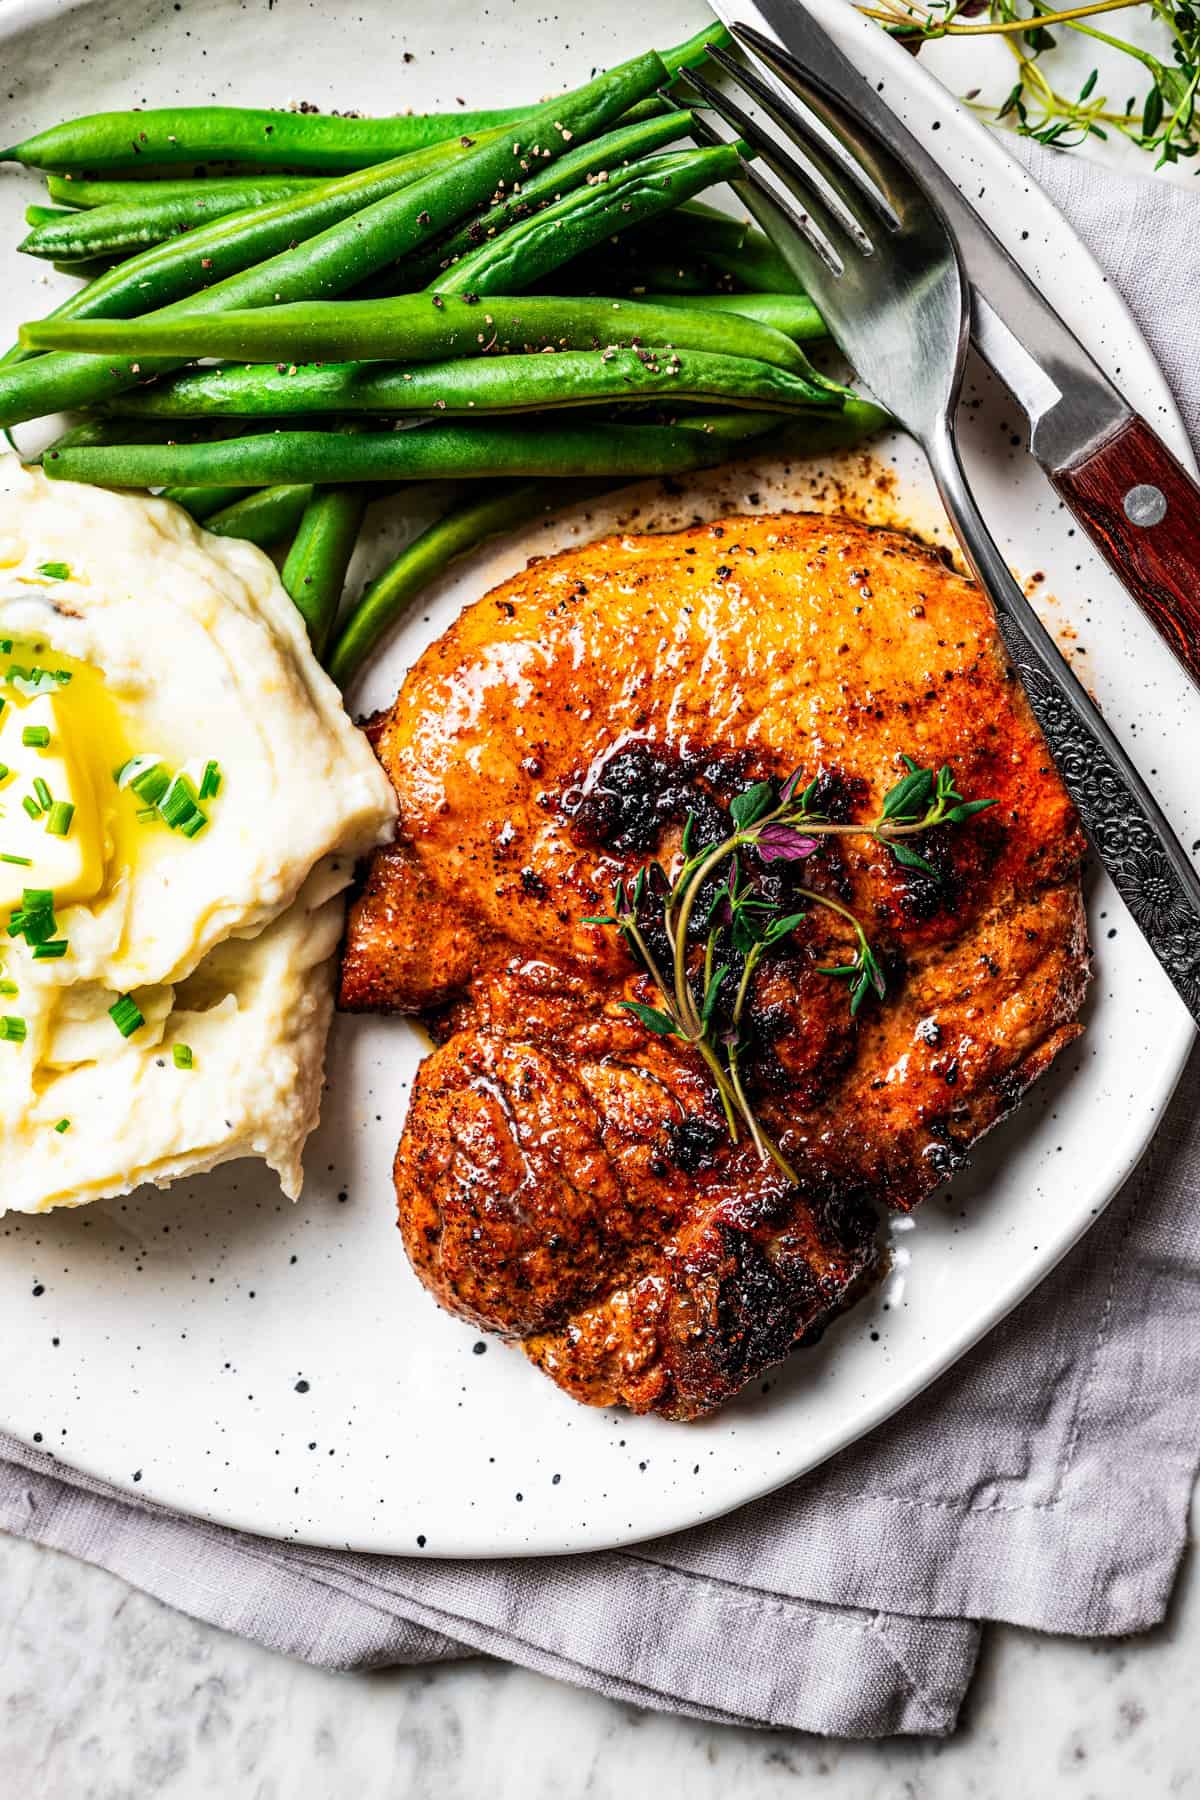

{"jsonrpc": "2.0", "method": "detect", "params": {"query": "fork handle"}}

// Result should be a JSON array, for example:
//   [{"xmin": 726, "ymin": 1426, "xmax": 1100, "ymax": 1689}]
[
  {"xmin": 925, "ymin": 418, "xmax": 1200, "ymax": 1025},
  {"xmin": 1050, "ymin": 414, "xmax": 1200, "ymax": 693}
]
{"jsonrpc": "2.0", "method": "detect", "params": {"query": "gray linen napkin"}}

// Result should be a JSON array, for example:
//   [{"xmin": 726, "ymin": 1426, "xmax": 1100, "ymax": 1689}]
[{"xmin": 3, "ymin": 143, "xmax": 1200, "ymax": 1740}]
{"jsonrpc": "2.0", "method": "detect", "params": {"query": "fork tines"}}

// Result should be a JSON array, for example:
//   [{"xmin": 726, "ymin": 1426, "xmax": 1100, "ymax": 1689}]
[{"xmin": 674, "ymin": 47, "xmax": 897, "ymax": 273}]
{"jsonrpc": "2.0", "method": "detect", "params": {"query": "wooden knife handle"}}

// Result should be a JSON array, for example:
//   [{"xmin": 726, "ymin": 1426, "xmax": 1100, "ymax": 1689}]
[{"xmin": 1051, "ymin": 413, "xmax": 1200, "ymax": 691}]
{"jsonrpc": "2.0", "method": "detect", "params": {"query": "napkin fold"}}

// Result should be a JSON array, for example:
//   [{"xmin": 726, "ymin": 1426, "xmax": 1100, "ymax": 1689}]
[{"xmin": 3, "ymin": 142, "xmax": 1199, "ymax": 1740}]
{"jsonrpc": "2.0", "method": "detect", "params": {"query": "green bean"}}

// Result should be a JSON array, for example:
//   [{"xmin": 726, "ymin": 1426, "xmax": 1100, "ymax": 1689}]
[
  {"xmin": 45, "ymin": 173, "xmax": 321, "ymax": 208},
  {"xmin": 21, "ymin": 179, "xmax": 327, "ymax": 262},
  {"xmin": 432, "ymin": 144, "xmax": 742, "ymax": 297},
  {"xmin": 2, "ymin": 136, "xmax": 489, "ymax": 372},
  {"xmin": 2, "ymin": 26, "xmax": 725, "ymax": 173},
  {"xmin": 202, "ymin": 484, "xmax": 315, "ymax": 547},
  {"xmin": 23, "ymin": 292, "xmax": 811, "ymax": 373},
  {"xmin": 1, "ymin": 50, "xmax": 666, "ymax": 426},
  {"xmin": 622, "ymin": 201, "xmax": 801, "ymax": 293},
  {"xmin": 111, "ymin": 345, "xmax": 840, "ymax": 420},
  {"xmin": 42, "ymin": 416, "xmax": 778, "ymax": 490},
  {"xmin": 25, "ymin": 204, "xmax": 73, "ymax": 227},
  {"xmin": 765, "ymin": 396, "xmax": 892, "ymax": 455},
  {"xmin": 39, "ymin": 414, "xmax": 243, "ymax": 453},
  {"xmin": 163, "ymin": 484, "xmax": 250, "ymax": 520},
  {"xmin": 3, "ymin": 106, "xmax": 532, "ymax": 176},
  {"xmin": 559, "ymin": 204, "xmax": 801, "ymax": 298},
  {"xmin": 280, "ymin": 486, "xmax": 367, "ymax": 656},
  {"xmin": 327, "ymin": 481, "xmax": 534, "ymax": 683},
  {"xmin": 406, "ymin": 110, "xmax": 692, "ymax": 286},
  {"xmin": 642, "ymin": 291, "xmax": 827, "ymax": 342},
  {"xmin": 51, "ymin": 258, "xmax": 117, "ymax": 277}
]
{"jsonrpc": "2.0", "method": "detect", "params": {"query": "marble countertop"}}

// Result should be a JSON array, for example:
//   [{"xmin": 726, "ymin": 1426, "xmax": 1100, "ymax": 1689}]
[
  {"xmin": 3, "ymin": 38, "xmax": 1196, "ymax": 1800},
  {"xmin": 3, "ymin": 1513, "xmax": 1196, "ymax": 1797}
]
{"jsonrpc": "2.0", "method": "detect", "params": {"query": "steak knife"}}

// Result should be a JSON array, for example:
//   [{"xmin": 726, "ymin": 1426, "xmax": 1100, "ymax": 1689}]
[{"xmin": 708, "ymin": 0, "xmax": 1200, "ymax": 693}]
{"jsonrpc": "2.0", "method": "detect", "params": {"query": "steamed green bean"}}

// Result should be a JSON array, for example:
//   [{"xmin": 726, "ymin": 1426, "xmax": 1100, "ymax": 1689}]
[
  {"xmin": 42, "ymin": 415, "xmax": 779, "ymax": 490},
  {"xmin": 201, "ymin": 483, "xmax": 315, "ymax": 546},
  {"xmin": 45, "ymin": 173, "xmax": 321, "ymax": 208},
  {"xmin": 111, "ymin": 345, "xmax": 840, "ymax": 420},
  {"xmin": 2, "ymin": 25, "xmax": 725, "ymax": 172},
  {"xmin": 431, "ymin": 144, "xmax": 742, "ymax": 297},
  {"xmin": 23, "ymin": 292, "xmax": 813, "ymax": 372},
  {"xmin": 21, "ymin": 178, "xmax": 327, "ymax": 262},
  {"xmin": 281, "ymin": 486, "xmax": 367, "ymax": 655}
]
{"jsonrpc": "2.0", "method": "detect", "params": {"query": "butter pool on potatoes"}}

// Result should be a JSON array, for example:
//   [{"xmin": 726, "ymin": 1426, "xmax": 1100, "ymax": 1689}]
[{"xmin": 0, "ymin": 461, "xmax": 396, "ymax": 1214}]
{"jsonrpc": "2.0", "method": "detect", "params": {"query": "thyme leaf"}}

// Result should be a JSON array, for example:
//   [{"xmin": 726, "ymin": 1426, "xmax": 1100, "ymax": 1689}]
[
  {"xmin": 587, "ymin": 753, "xmax": 996, "ymax": 1181},
  {"xmin": 861, "ymin": 0, "xmax": 1200, "ymax": 168}
]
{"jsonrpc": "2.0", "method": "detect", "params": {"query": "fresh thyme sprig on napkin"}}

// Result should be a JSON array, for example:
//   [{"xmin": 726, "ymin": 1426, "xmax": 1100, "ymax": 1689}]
[
  {"xmin": 585, "ymin": 757, "xmax": 995, "ymax": 1182},
  {"xmin": 865, "ymin": 0, "xmax": 1199, "ymax": 166}
]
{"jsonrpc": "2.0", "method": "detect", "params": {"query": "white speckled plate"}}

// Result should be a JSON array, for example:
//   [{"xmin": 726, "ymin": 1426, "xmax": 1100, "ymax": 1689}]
[{"xmin": 0, "ymin": 0, "xmax": 1195, "ymax": 1557}]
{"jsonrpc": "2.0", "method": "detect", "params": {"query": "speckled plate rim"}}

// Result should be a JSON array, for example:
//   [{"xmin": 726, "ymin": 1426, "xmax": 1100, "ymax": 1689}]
[{"xmin": 0, "ymin": 0, "xmax": 1194, "ymax": 1557}]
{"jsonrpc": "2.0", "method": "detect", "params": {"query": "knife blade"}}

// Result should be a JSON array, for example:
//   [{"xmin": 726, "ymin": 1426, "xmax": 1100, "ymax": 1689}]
[{"xmin": 708, "ymin": 0, "xmax": 1200, "ymax": 690}]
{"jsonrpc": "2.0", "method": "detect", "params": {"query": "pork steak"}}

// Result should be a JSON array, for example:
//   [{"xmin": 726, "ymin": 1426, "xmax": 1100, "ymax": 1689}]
[{"xmin": 341, "ymin": 511, "xmax": 1090, "ymax": 1419}]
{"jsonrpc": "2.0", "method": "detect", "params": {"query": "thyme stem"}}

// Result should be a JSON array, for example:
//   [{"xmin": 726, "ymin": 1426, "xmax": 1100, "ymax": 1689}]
[
  {"xmin": 859, "ymin": 0, "xmax": 1146, "ymax": 36},
  {"xmin": 596, "ymin": 756, "xmax": 994, "ymax": 1181}
]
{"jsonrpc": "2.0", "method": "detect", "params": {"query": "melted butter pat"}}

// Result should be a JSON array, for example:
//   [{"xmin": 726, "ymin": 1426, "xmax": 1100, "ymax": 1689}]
[{"xmin": 0, "ymin": 641, "xmax": 159, "ymax": 913}]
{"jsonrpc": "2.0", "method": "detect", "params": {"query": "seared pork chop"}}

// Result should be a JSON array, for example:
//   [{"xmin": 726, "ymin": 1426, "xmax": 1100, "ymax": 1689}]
[{"xmin": 342, "ymin": 511, "xmax": 1089, "ymax": 1419}]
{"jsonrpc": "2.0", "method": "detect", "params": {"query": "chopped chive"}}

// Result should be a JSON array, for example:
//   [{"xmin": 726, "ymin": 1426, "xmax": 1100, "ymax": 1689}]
[
  {"xmin": 8, "ymin": 888, "xmax": 58, "ymax": 948},
  {"xmin": 132, "ymin": 765, "xmax": 170, "ymax": 805},
  {"xmin": 53, "ymin": 1117, "xmax": 70, "ymax": 1133},
  {"xmin": 0, "ymin": 1016, "xmax": 27, "ymax": 1043},
  {"xmin": 45, "ymin": 801, "xmax": 74, "ymax": 838},
  {"xmin": 0, "ymin": 853, "xmax": 31, "ymax": 866},
  {"xmin": 0, "ymin": 640, "xmax": 11, "ymax": 653},
  {"xmin": 0, "ymin": 979, "xmax": 17, "ymax": 996},
  {"xmin": 108, "ymin": 993, "xmax": 144, "ymax": 1038},
  {"xmin": 32, "ymin": 776, "xmax": 52, "ymax": 810},
  {"xmin": 116, "ymin": 753, "xmax": 161, "ymax": 787},
  {"xmin": 135, "ymin": 806, "xmax": 157, "ymax": 822},
  {"xmin": 0, "ymin": 764, "xmax": 10, "ymax": 782},
  {"xmin": 32, "ymin": 939, "xmax": 68, "ymax": 960},
  {"xmin": 158, "ymin": 772, "xmax": 205, "ymax": 834},
  {"xmin": 116, "ymin": 756, "xmax": 170, "ymax": 806},
  {"xmin": 198, "ymin": 761, "xmax": 222, "ymax": 801},
  {"xmin": 36, "ymin": 562, "xmax": 71, "ymax": 581},
  {"xmin": 172, "ymin": 1042, "xmax": 194, "ymax": 1070},
  {"xmin": 21, "ymin": 795, "xmax": 42, "ymax": 820},
  {"xmin": 22, "ymin": 725, "xmax": 50, "ymax": 749}
]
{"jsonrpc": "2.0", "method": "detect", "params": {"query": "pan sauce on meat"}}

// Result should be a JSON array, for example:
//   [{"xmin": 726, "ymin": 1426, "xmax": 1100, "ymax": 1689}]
[{"xmin": 341, "ymin": 511, "xmax": 1090, "ymax": 1419}]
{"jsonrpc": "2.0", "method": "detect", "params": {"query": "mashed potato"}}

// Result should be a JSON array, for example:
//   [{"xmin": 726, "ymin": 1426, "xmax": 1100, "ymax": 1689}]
[{"xmin": 0, "ymin": 463, "xmax": 396, "ymax": 1212}]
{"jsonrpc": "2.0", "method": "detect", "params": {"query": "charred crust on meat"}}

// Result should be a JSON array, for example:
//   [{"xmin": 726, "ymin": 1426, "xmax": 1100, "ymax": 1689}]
[
  {"xmin": 561, "ymin": 738, "xmax": 753, "ymax": 857},
  {"xmin": 664, "ymin": 1114, "xmax": 725, "ymax": 1175}
]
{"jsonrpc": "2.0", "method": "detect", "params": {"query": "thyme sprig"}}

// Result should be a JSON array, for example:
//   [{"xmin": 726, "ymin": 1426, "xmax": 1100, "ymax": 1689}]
[
  {"xmin": 584, "ymin": 756, "xmax": 995, "ymax": 1182},
  {"xmin": 864, "ymin": 0, "xmax": 1200, "ymax": 167}
]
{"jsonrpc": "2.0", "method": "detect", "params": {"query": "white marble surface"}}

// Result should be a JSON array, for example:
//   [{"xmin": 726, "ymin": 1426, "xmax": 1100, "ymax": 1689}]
[
  {"xmin": 4, "ymin": 14, "xmax": 1198, "ymax": 1793},
  {"xmin": 2, "ymin": 1516, "xmax": 1197, "ymax": 1796}
]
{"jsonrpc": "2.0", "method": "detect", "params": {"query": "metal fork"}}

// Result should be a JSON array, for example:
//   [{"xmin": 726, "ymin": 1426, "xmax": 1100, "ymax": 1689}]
[{"xmin": 674, "ymin": 47, "xmax": 1200, "ymax": 1027}]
